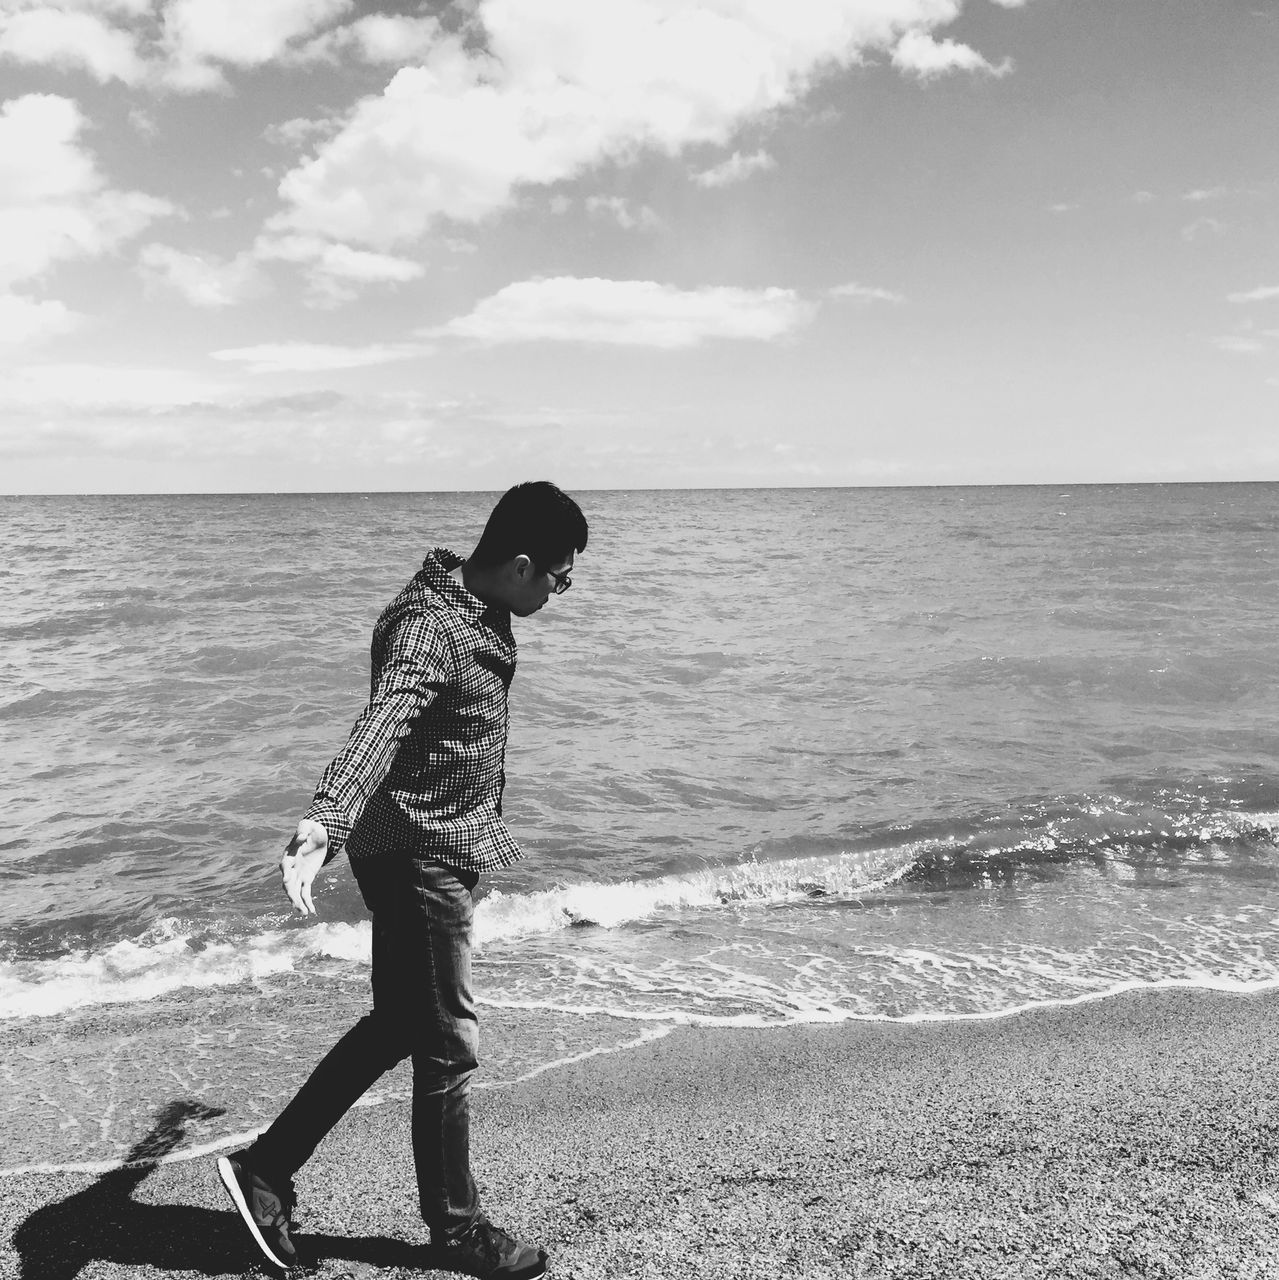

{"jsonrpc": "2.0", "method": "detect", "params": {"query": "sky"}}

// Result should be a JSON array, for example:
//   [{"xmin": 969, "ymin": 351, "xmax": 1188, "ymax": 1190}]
[{"xmin": 1, "ymin": 0, "xmax": 1277, "ymax": 493}]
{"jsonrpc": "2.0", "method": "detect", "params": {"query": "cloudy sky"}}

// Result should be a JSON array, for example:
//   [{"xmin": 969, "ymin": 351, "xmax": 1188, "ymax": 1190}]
[{"xmin": 2, "ymin": 0, "xmax": 1276, "ymax": 493}]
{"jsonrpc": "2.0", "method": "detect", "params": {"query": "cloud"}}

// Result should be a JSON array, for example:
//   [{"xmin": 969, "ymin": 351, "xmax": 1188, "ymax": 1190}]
[
  {"xmin": 1213, "ymin": 335, "xmax": 1266, "ymax": 355},
  {"xmin": 160, "ymin": 0, "xmax": 353, "ymax": 85},
  {"xmin": 0, "ymin": 1, "xmax": 445, "ymax": 93},
  {"xmin": 0, "ymin": 361, "xmax": 227, "ymax": 409},
  {"xmin": 1182, "ymin": 186, "xmax": 1229, "ymax": 202},
  {"xmin": 428, "ymin": 277, "xmax": 817, "ymax": 348},
  {"xmin": 584, "ymin": 195, "xmax": 661, "ymax": 230},
  {"xmin": 139, "ymin": 244, "xmax": 270, "ymax": 307},
  {"xmin": 692, "ymin": 149, "xmax": 776, "ymax": 188},
  {"xmin": 1228, "ymin": 285, "xmax": 1279, "ymax": 304},
  {"xmin": 211, "ymin": 340, "xmax": 426, "ymax": 374},
  {"xmin": 891, "ymin": 29, "xmax": 1011, "ymax": 80},
  {"xmin": 1180, "ymin": 216, "xmax": 1224, "ymax": 242},
  {"xmin": 0, "ymin": 93, "xmax": 174, "ymax": 290},
  {"xmin": 295, "ymin": 13, "xmax": 443, "ymax": 66},
  {"xmin": 254, "ymin": 231, "xmax": 424, "ymax": 306},
  {"xmin": 828, "ymin": 282, "xmax": 905, "ymax": 303},
  {"xmin": 0, "ymin": 7, "xmax": 146, "ymax": 84},
  {"xmin": 0, "ymin": 291, "xmax": 80, "ymax": 343},
  {"xmin": 264, "ymin": 114, "xmax": 342, "ymax": 148},
  {"xmin": 271, "ymin": 0, "xmax": 1007, "ymax": 251}
]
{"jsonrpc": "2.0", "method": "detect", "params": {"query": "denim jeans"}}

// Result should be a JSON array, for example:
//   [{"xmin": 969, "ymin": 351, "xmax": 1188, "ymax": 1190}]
[{"xmin": 249, "ymin": 856, "xmax": 481, "ymax": 1240}]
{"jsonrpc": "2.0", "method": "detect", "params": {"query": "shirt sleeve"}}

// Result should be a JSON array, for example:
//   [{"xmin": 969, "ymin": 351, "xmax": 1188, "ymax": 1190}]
[{"xmin": 303, "ymin": 614, "xmax": 450, "ymax": 861}]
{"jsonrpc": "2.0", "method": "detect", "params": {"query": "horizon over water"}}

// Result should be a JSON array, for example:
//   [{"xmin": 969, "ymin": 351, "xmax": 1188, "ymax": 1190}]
[{"xmin": 3, "ymin": 482, "xmax": 1278, "ymax": 1173}]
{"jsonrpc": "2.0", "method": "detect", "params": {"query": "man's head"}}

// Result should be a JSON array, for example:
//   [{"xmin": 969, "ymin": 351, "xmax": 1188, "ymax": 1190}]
[{"xmin": 466, "ymin": 480, "xmax": 589, "ymax": 617}]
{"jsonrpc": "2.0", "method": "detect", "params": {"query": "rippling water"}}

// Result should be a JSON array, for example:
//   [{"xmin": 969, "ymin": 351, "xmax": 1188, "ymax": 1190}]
[{"xmin": 2, "ymin": 483, "xmax": 1278, "ymax": 1169}]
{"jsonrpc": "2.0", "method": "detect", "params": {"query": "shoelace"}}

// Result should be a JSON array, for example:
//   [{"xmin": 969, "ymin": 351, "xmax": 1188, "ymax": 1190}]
[
  {"xmin": 257, "ymin": 1174, "xmax": 299, "ymax": 1232},
  {"xmin": 449, "ymin": 1219, "xmax": 514, "ymax": 1264}
]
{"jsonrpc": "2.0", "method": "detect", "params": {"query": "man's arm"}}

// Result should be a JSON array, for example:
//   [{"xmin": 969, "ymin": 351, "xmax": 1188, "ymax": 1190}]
[{"xmin": 279, "ymin": 614, "xmax": 448, "ymax": 915}]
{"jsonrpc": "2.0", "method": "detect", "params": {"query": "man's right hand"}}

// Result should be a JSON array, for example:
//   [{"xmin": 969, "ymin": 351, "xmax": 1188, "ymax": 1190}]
[{"xmin": 280, "ymin": 819, "xmax": 329, "ymax": 916}]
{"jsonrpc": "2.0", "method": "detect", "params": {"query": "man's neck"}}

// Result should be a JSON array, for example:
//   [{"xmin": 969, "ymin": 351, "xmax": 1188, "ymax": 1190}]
[{"xmin": 457, "ymin": 559, "xmax": 506, "ymax": 610}]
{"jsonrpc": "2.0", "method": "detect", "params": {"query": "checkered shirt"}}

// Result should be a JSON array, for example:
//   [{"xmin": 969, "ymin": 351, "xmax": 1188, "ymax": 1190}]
[{"xmin": 303, "ymin": 547, "xmax": 523, "ymax": 873}]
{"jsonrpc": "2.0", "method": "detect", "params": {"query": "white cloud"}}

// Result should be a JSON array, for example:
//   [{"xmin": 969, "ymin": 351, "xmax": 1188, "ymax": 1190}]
[
  {"xmin": 892, "ymin": 29, "xmax": 1011, "ymax": 80},
  {"xmin": 584, "ymin": 195, "xmax": 661, "ymax": 230},
  {"xmin": 429, "ymin": 277, "xmax": 817, "ymax": 348},
  {"xmin": 692, "ymin": 149, "xmax": 776, "ymax": 188},
  {"xmin": 211, "ymin": 340, "xmax": 426, "ymax": 374},
  {"xmin": 1182, "ymin": 186, "xmax": 1229, "ymax": 202},
  {"xmin": 255, "ymin": 231, "xmax": 424, "ymax": 306},
  {"xmin": 1213, "ymin": 335, "xmax": 1266, "ymax": 355},
  {"xmin": 828, "ymin": 282, "xmax": 905, "ymax": 303},
  {"xmin": 0, "ymin": 361, "xmax": 226, "ymax": 409},
  {"xmin": 129, "ymin": 105, "xmax": 159, "ymax": 136},
  {"xmin": 3, "ymin": 0, "xmax": 156, "ymax": 16},
  {"xmin": 139, "ymin": 243, "xmax": 270, "ymax": 307},
  {"xmin": 297, "ymin": 13, "xmax": 443, "ymax": 65},
  {"xmin": 272, "ymin": 0, "xmax": 1006, "ymax": 251},
  {"xmin": 1180, "ymin": 216, "xmax": 1223, "ymax": 242},
  {"xmin": 0, "ymin": 291, "xmax": 80, "ymax": 343},
  {"xmin": 264, "ymin": 114, "xmax": 341, "ymax": 148},
  {"xmin": 0, "ymin": 94, "xmax": 174, "ymax": 289},
  {"xmin": 1228, "ymin": 285, "xmax": 1279, "ymax": 304},
  {"xmin": 160, "ymin": 0, "xmax": 352, "ymax": 87},
  {"xmin": 0, "ymin": 7, "xmax": 145, "ymax": 83}
]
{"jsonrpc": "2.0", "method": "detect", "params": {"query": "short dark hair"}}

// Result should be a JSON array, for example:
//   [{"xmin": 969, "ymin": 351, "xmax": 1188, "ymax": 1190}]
[{"xmin": 469, "ymin": 480, "xmax": 589, "ymax": 570}]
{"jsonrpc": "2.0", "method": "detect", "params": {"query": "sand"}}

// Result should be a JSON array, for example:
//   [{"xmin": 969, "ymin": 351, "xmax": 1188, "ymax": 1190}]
[{"xmin": 5, "ymin": 987, "xmax": 1279, "ymax": 1279}]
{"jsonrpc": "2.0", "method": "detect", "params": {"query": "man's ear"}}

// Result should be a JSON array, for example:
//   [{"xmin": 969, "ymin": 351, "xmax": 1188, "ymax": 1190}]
[{"xmin": 511, "ymin": 554, "xmax": 533, "ymax": 581}]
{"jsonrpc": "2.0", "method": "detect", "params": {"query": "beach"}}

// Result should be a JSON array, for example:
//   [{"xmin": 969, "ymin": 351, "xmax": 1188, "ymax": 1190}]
[{"xmin": 5, "ymin": 986, "xmax": 1279, "ymax": 1279}]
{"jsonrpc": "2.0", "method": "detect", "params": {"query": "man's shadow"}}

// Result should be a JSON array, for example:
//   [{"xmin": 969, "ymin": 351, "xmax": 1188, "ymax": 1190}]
[{"xmin": 12, "ymin": 1100, "xmax": 437, "ymax": 1277}]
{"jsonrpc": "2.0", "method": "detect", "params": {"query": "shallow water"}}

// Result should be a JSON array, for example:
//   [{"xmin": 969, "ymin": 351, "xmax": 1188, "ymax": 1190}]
[{"xmin": 3, "ymin": 483, "xmax": 1278, "ymax": 1167}]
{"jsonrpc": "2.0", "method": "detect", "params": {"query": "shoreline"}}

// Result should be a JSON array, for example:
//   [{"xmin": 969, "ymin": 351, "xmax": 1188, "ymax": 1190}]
[{"xmin": 4, "ymin": 985, "xmax": 1279, "ymax": 1278}]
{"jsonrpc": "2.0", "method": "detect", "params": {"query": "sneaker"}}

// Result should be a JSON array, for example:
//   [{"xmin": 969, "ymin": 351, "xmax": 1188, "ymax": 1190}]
[
  {"xmin": 216, "ymin": 1149, "xmax": 299, "ymax": 1270},
  {"xmin": 433, "ymin": 1216, "xmax": 548, "ymax": 1279}
]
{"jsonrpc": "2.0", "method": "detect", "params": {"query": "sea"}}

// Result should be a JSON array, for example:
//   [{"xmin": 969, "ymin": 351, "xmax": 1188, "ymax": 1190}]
[{"xmin": 2, "ymin": 484, "xmax": 1278, "ymax": 1176}]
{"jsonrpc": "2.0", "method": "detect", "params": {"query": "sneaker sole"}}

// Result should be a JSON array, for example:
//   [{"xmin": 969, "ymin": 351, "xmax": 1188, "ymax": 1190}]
[{"xmin": 216, "ymin": 1155, "xmax": 294, "ymax": 1271}]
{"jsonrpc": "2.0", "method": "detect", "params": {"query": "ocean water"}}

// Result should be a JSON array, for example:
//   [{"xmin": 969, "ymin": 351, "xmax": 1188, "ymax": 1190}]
[{"xmin": 3, "ymin": 484, "xmax": 1279, "ymax": 1173}]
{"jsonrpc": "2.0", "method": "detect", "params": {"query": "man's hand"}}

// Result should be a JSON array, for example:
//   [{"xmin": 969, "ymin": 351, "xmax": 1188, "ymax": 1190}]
[{"xmin": 280, "ymin": 819, "xmax": 329, "ymax": 916}]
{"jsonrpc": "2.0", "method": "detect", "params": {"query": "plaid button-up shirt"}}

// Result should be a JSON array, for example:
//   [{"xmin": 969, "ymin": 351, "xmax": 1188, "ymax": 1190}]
[{"xmin": 303, "ymin": 547, "xmax": 523, "ymax": 874}]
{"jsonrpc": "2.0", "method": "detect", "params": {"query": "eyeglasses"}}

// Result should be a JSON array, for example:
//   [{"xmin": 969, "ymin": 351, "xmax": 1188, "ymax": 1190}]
[{"xmin": 544, "ymin": 566, "xmax": 573, "ymax": 594}]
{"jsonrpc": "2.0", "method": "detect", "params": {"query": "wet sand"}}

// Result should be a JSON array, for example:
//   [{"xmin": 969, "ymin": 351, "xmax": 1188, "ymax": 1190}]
[{"xmin": 5, "ymin": 986, "xmax": 1279, "ymax": 1279}]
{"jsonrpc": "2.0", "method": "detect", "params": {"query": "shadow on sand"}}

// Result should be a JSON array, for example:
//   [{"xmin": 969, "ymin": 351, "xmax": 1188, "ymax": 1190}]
[{"xmin": 12, "ymin": 1100, "xmax": 436, "ymax": 1278}]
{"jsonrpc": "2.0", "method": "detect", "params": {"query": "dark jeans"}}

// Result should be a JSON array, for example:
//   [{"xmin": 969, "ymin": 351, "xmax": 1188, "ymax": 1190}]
[{"xmin": 250, "ymin": 856, "xmax": 481, "ymax": 1240}]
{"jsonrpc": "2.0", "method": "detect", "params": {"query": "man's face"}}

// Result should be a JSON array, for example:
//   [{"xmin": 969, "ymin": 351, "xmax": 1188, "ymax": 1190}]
[{"xmin": 509, "ymin": 553, "xmax": 574, "ymax": 617}]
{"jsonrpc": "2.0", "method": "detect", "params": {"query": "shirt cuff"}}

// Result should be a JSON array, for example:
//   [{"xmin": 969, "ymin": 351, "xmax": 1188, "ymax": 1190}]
[{"xmin": 302, "ymin": 799, "xmax": 350, "ymax": 864}]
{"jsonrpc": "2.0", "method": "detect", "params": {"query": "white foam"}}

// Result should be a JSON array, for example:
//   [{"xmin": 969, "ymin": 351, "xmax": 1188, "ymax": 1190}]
[
  {"xmin": 474, "ymin": 847, "xmax": 907, "ymax": 947},
  {"xmin": 0, "ymin": 920, "xmax": 372, "ymax": 1020},
  {"xmin": 0, "ymin": 848, "xmax": 904, "ymax": 1019},
  {"xmin": 5, "ymin": 824, "xmax": 1276, "ymax": 1022},
  {"xmin": 480, "ymin": 974, "xmax": 1279, "ymax": 1029}
]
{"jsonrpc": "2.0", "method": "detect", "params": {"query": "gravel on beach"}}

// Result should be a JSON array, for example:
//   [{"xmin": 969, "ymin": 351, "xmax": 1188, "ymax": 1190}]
[{"xmin": 5, "ymin": 986, "xmax": 1279, "ymax": 1280}]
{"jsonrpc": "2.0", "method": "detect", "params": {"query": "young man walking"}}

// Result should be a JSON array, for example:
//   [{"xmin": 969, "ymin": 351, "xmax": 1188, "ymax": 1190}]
[{"xmin": 217, "ymin": 481, "xmax": 589, "ymax": 1279}]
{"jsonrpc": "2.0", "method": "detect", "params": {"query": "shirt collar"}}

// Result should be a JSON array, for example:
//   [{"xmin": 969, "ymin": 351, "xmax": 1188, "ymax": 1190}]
[{"xmin": 421, "ymin": 547, "xmax": 508, "ymax": 629}]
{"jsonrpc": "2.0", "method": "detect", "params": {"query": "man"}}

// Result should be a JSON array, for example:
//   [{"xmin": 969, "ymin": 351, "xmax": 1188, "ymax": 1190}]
[{"xmin": 217, "ymin": 481, "xmax": 589, "ymax": 1279}]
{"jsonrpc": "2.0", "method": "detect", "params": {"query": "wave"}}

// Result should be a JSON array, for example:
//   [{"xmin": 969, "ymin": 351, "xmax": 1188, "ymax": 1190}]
[
  {"xmin": 0, "ymin": 920, "xmax": 369, "ymax": 1020},
  {"xmin": 0, "ymin": 846, "xmax": 903, "ymax": 1019},
  {"xmin": 4, "ymin": 796, "xmax": 1277, "ymax": 1021}
]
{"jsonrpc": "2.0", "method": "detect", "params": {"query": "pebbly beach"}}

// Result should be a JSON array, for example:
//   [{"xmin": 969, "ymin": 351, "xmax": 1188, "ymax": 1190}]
[{"xmin": 5, "ymin": 985, "xmax": 1279, "ymax": 1280}]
